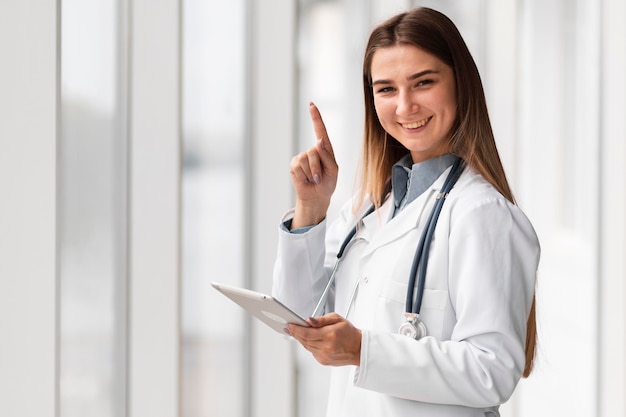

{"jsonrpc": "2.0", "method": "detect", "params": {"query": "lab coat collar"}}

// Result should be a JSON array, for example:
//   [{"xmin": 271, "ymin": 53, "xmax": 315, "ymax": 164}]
[{"xmin": 358, "ymin": 165, "xmax": 455, "ymax": 258}]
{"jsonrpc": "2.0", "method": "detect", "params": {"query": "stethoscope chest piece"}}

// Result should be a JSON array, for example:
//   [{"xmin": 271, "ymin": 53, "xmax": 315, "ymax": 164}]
[{"xmin": 398, "ymin": 312, "xmax": 427, "ymax": 340}]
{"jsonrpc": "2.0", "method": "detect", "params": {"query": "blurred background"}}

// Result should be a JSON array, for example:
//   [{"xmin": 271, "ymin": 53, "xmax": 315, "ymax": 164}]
[{"xmin": 1, "ymin": 0, "xmax": 624, "ymax": 417}]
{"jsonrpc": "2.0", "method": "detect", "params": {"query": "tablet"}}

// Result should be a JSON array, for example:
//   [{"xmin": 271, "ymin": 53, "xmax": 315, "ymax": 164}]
[{"xmin": 211, "ymin": 282, "xmax": 311, "ymax": 334}]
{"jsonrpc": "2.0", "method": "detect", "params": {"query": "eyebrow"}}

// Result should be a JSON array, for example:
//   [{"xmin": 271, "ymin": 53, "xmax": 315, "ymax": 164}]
[{"xmin": 371, "ymin": 69, "xmax": 440, "ymax": 86}]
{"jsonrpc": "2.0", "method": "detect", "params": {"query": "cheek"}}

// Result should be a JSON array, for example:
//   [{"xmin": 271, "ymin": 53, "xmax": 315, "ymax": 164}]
[
  {"xmin": 430, "ymin": 92, "xmax": 456, "ymax": 125},
  {"xmin": 373, "ymin": 100, "xmax": 392, "ymax": 124},
  {"xmin": 445, "ymin": 99, "xmax": 457, "ymax": 125},
  {"xmin": 443, "ymin": 89, "xmax": 457, "ymax": 120}
]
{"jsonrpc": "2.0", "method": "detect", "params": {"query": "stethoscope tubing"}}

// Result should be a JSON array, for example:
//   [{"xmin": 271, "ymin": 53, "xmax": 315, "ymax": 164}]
[
  {"xmin": 310, "ymin": 204, "xmax": 376, "ymax": 318},
  {"xmin": 311, "ymin": 158, "xmax": 465, "ymax": 320},
  {"xmin": 406, "ymin": 158, "xmax": 465, "ymax": 315}
]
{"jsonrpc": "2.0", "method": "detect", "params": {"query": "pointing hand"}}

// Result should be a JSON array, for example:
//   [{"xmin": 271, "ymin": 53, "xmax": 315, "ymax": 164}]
[{"xmin": 289, "ymin": 102, "xmax": 339, "ymax": 229}]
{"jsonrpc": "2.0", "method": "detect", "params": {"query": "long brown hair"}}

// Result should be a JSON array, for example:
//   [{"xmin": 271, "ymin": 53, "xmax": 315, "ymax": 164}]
[{"xmin": 358, "ymin": 7, "xmax": 537, "ymax": 377}]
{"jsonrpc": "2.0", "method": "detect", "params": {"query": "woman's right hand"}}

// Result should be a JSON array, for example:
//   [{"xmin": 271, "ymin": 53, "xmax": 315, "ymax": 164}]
[{"xmin": 289, "ymin": 102, "xmax": 338, "ymax": 229}]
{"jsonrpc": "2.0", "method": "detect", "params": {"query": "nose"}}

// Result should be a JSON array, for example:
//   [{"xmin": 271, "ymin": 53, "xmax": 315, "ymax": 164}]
[{"xmin": 396, "ymin": 89, "xmax": 418, "ymax": 117}]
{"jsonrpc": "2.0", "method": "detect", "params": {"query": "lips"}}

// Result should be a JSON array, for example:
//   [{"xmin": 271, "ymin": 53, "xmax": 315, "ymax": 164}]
[{"xmin": 401, "ymin": 116, "xmax": 432, "ymax": 129}]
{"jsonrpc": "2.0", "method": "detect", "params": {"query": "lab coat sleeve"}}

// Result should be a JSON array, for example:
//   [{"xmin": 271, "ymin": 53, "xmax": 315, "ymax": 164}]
[
  {"xmin": 354, "ymin": 197, "xmax": 540, "ymax": 407},
  {"xmin": 272, "ymin": 201, "xmax": 357, "ymax": 319},
  {"xmin": 272, "ymin": 209, "xmax": 329, "ymax": 318}
]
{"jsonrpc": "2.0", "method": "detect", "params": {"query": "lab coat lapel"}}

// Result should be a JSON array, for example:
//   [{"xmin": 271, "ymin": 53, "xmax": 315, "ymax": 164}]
[
  {"xmin": 359, "ymin": 189, "xmax": 432, "ymax": 259},
  {"xmin": 358, "ymin": 170, "xmax": 450, "ymax": 259}
]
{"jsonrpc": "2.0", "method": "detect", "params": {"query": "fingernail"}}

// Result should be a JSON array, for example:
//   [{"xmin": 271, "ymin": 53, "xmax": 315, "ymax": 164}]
[
  {"xmin": 313, "ymin": 174, "xmax": 321, "ymax": 184},
  {"xmin": 283, "ymin": 327, "xmax": 291, "ymax": 335},
  {"xmin": 309, "ymin": 317, "xmax": 319, "ymax": 324}
]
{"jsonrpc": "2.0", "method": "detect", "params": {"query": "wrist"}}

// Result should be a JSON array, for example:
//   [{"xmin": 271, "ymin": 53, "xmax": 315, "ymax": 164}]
[
  {"xmin": 291, "ymin": 199, "xmax": 329, "ymax": 229},
  {"xmin": 352, "ymin": 328, "xmax": 362, "ymax": 366}
]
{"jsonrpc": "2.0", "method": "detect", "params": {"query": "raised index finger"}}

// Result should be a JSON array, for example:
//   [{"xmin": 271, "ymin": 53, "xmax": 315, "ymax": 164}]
[{"xmin": 309, "ymin": 102, "xmax": 334, "ymax": 157}]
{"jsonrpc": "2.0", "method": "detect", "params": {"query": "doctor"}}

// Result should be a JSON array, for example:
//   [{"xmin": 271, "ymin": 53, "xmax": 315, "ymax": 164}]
[{"xmin": 273, "ymin": 7, "xmax": 540, "ymax": 417}]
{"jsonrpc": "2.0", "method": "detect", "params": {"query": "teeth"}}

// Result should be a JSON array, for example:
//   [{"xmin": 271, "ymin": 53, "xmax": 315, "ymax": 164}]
[{"xmin": 402, "ymin": 117, "xmax": 430, "ymax": 129}]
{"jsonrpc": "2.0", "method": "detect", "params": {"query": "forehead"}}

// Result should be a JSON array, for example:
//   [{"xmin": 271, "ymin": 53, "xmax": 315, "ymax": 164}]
[{"xmin": 370, "ymin": 44, "xmax": 449, "ymax": 79}]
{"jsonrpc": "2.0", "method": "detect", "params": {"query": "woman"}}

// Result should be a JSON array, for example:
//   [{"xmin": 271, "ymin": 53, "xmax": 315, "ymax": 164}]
[{"xmin": 273, "ymin": 7, "xmax": 539, "ymax": 417}]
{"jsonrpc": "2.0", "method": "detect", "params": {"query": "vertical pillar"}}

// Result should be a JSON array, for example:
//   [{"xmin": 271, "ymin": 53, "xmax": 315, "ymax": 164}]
[
  {"xmin": 248, "ymin": 1, "xmax": 298, "ymax": 416},
  {"xmin": 599, "ymin": 0, "xmax": 626, "ymax": 415},
  {"xmin": 128, "ymin": 0, "xmax": 181, "ymax": 416},
  {"xmin": 0, "ymin": 2, "xmax": 59, "ymax": 417}
]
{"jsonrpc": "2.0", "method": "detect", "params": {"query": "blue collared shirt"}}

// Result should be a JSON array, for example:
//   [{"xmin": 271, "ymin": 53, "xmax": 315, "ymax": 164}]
[{"xmin": 391, "ymin": 153, "xmax": 458, "ymax": 216}]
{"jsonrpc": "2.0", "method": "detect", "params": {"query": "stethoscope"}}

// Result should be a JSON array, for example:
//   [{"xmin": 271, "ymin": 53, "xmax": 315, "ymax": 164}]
[{"xmin": 311, "ymin": 157, "xmax": 465, "ymax": 340}]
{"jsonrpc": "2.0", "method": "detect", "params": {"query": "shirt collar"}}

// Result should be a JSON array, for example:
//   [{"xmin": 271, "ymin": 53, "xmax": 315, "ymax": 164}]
[{"xmin": 391, "ymin": 153, "xmax": 459, "ymax": 214}]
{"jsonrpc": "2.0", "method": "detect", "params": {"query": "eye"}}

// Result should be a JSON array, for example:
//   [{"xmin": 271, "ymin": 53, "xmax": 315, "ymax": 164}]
[
  {"xmin": 374, "ymin": 86, "xmax": 395, "ymax": 94},
  {"xmin": 415, "ymin": 79, "xmax": 433, "ymax": 88}
]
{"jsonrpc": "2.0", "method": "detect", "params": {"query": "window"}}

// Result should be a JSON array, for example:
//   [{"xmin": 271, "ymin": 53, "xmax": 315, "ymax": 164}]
[
  {"xmin": 59, "ymin": 1, "xmax": 128, "ymax": 416},
  {"xmin": 181, "ymin": 1, "xmax": 247, "ymax": 416}
]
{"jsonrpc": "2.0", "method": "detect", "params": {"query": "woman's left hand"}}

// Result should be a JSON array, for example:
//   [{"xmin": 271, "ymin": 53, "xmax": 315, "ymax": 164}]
[{"xmin": 286, "ymin": 313, "xmax": 362, "ymax": 367}]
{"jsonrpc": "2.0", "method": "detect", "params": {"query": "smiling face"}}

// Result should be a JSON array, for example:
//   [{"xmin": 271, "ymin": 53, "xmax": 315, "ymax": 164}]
[{"xmin": 370, "ymin": 44, "xmax": 457, "ymax": 163}]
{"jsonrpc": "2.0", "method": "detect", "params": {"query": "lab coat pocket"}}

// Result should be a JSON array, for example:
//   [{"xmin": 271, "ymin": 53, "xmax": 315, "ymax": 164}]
[{"xmin": 377, "ymin": 280, "xmax": 448, "ymax": 338}]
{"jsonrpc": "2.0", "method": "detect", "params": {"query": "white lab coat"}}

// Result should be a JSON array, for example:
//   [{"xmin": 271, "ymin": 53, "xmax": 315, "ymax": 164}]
[{"xmin": 273, "ymin": 166, "xmax": 540, "ymax": 417}]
